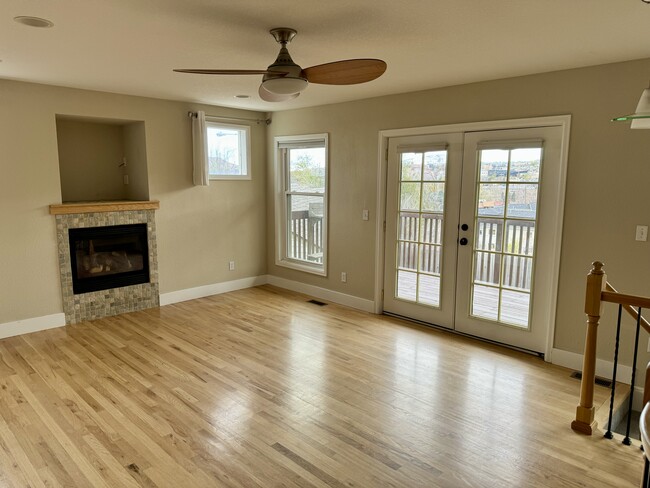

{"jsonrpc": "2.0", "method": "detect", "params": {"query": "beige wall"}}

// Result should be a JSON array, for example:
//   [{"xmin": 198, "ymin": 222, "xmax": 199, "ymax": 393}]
[
  {"xmin": 56, "ymin": 119, "xmax": 127, "ymax": 202},
  {"xmin": 123, "ymin": 122, "xmax": 150, "ymax": 201},
  {"xmin": 266, "ymin": 58, "xmax": 650, "ymax": 365},
  {"xmin": 0, "ymin": 79, "xmax": 267, "ymax": 324}
]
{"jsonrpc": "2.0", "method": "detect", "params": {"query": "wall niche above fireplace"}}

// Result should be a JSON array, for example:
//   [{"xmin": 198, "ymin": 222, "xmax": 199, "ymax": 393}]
[{"xmin": 55, "ymin": 115, "xmax": 149, "ymax": 202}]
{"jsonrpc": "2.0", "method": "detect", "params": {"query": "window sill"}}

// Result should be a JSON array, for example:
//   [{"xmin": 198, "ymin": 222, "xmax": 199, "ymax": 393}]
[
  {"xmin": 276, "ymin": 258, "xmax": 327, "ymax": 276},
  {"xmin": 209, "ymin": 175, "xmax": 251, "ymax": 181}
]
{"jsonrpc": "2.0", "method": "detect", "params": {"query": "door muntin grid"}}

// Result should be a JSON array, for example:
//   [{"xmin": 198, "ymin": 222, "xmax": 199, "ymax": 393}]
[
  {"xmin": 395, "ymin": 150, "xmax": 448, "ymax": 308},
  {"xmin": 470, "ymin": 146, "xmax": 542, "ymax": 329}
]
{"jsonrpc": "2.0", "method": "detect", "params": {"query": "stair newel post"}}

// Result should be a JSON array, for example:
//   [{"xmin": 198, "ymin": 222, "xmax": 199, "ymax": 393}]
[{"xmin": 571, "ymin": 261, "xmax": 606, "ymax": 435}]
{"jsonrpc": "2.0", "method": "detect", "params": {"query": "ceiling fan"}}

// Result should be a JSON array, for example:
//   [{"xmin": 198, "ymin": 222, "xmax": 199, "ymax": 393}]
[{"xmin": 174, "ymin": 28, "xmax": 387, "ymax": 102}]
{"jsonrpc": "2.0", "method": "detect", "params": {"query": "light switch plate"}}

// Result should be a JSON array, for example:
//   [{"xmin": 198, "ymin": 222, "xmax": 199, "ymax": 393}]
[{"xmin": 636, "ymin": 225, "xmax": 648, "ymax": 242}]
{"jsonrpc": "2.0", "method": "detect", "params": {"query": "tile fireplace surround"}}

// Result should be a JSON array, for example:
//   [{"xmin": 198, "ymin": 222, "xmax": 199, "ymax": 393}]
[{"xmin": 50, "ymin": 201, "xmax": 160, "ymax": 324}]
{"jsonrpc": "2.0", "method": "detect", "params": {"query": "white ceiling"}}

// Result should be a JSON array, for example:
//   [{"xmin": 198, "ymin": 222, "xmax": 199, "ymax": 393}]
[{"xmin": 2, "ymin": 0, "xmax": 650, "ymax": 112}]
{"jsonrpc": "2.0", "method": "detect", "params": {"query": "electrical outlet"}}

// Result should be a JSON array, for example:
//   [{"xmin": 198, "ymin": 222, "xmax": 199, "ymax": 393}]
[
  {"xmin": 362, "ymin": 209, "xmax": 369, "ymax": 221},
  {"xmin": 229, "ymin": 261, "xmax": 235, "ymax": 271},
  {"xmin": 636, "ymin": 225, "xmax": 648, "ymax": 242},
  {"xmin": 341, "ymin": 272, "xmax": 347, "ymax": 283}
]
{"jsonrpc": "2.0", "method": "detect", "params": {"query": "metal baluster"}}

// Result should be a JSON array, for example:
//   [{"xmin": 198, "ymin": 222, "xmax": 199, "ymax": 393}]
[
  {"xmin": 604, "ymin": 304, "xmax": 623, "ymax": 439},
  {"xmin": 623, "ymin": 306, "xmax": 643, "ymax": 446}
]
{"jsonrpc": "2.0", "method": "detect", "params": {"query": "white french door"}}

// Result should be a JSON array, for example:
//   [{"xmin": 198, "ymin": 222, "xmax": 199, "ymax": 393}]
[{"xmin": 383, "ymin": 125, "xmax": 565, "ymax": 354}]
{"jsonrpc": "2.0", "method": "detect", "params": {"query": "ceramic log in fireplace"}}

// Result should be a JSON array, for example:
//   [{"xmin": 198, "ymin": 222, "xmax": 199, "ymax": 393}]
[{"xmin": 68, "ymin": 224, "xmax": 150, "ymax": 294}]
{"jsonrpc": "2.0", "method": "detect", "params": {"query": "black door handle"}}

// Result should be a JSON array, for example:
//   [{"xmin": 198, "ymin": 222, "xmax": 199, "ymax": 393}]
[
  {"xmin": 461, "ymin": 223, "xmax": 469, "ymax": 231},
  {"xmin": 459, "ymin": 237, "xmax": 468, "ymax": 246}
]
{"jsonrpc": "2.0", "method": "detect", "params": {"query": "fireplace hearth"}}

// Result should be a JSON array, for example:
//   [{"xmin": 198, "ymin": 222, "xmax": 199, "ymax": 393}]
[{"xmin": 69, "ymin": 224, "xmax": 150, "ymax": 294}]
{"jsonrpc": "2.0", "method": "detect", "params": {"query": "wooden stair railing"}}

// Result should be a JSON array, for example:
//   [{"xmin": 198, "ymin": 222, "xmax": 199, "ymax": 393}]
[{"xmin": 571, "ymin": 261, "xmax": 650, "ymax": 436}]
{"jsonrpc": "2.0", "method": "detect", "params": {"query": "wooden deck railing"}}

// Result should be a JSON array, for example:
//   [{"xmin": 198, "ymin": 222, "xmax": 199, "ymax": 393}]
[
  {"xmin": 571, "ymin": 261, "xmax": 650, "ymax": 436},
  {"xmin": 398, "ymin": 213, "xmax": 534, "ymax": 289},
  {"xmin": 289, "ymin": 211, "xmax": 323, "ymax": 263}
]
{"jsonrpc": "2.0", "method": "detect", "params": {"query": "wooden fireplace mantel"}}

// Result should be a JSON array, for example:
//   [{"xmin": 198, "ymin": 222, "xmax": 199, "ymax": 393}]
[{"xmin": 49, "ymin": 200, "xmax": 160, "ymax": 215}]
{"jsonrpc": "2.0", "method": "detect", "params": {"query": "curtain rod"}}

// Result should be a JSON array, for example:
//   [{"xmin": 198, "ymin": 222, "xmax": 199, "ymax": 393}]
[{"xmin": 187, "ymin": 111, "xmax": 271, "ymax": 125}]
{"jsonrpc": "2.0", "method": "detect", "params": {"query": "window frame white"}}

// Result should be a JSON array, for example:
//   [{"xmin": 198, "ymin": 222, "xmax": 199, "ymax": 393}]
[
  {"xmin": 206, "ymin": 120, "xmax": 251, "ymax": 180},
  {"xmin": 274, "ymin": 133, "xmax": 329, "ymax": 276}
]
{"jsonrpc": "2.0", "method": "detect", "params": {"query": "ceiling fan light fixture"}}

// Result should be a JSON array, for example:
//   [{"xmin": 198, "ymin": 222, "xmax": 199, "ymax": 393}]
[
  {"xmin": 261, "ymin": 76, "xmax": 308, "ymax": 95},
  {"xmin": 612, "ymin": 84, "xmax": 650, "ymax": 128}
]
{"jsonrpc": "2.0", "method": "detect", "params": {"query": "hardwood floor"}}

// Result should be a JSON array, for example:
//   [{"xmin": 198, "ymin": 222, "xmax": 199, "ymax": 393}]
[{"xmin": 0, "ymin": 285, "xmax": 642, "ymax": 487}]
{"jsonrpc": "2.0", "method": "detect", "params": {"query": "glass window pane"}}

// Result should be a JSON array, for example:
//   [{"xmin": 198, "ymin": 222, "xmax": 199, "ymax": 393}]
[
  {"xmin": 502, "ymin": 256, "xmax": 533, "ymax": 291},
  {"xmin": 472, "ymin": 285, "xmax": 499, "ymax": 321},
  {"xmin": 287, "ymin": 195, "xmax": 324, "ymax": 263},
  {"xmin": 479, "ymin": 150, "xmax": 508, "ymax": 182},
  {"xmin": 401, "ymin": 153, "xmax": 422, "ymax": 181},
  {"xmin": 504, "ymin": 221, "xmax": 535, "ymax": 256},
  {"xmin": 397, "ymin": 242, "xmax": 418, "ymax": 270},
  {"xmin": 396, "ymin": 271, "xmax": 417, "ymax": 301},
  {"xmin": 418, "ymin": 274, "xmax": 440, "ymax": 307},
  {"xmin": 500, "ymin": 290, "xmax": 530, "ymax": 328},
  {"xmin": 506, "ymin": 184, "xmax": 538, "ymax": 218},
  {"xmin": 207, "ymin": 126, "xmax": 243, "ymax": 175},
  {"xmin": 478, "ymin": 184, "xmax": 506, "ymax": 217},
  {"xmin": 400, "ymin": 182, "xmax": 421, "ymax": 211},
  {"xmin": 509, "ymin": 148, "xmax": 541, "ymax": 182},
  {"xmin": 289, "ymin": 147, "xmax": 326, "ymax": 193},
  {"xmin": 420, "ymin": 214, "xmax": 443, "ymax": 244},
  {"xmin": 421, "ymin": 183, "xmax": 445, "ymax": 212},
  {"xmin": 423, "ymin": 151, "xmax": 446, "ymax": 181},
  {"xmin": 399, "ymin": 213, "xmax": 419, "ymax": 241},
  {"xmin": 475, "ymin": 218, "xmax": 503, "ymax": 252},
  {"xmin": 418, "ymin": 244, "xmax": 441, "ymax": 275},
  {"xmin": 474, "ymin": 252, "xmax": 501, "ymax": 285}
]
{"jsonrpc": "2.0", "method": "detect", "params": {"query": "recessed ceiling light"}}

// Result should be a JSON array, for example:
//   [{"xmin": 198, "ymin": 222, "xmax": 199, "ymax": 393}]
[
  {"xmin": 235, "ymin": 95, "xmax": 250, "ymax": 99},
  {"xmin": 13, "ymin": 16, "xmax": 54, "ymax": 28}
]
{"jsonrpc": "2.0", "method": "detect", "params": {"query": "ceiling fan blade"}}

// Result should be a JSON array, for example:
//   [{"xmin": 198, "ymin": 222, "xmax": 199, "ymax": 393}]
[
  {"xmin": 173, "ymin": 69, "xmax": 271, "ymax": 75},
  {"xmin": 259, "ymin": 84, "xmax": 300, "ymax": 102},
  {"xmin": 302, "ymin": 59, "xmax": 386, "ymax": 85}
]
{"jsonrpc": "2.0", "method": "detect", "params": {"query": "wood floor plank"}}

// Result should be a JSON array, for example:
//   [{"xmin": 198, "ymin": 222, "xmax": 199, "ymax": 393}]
[{"xmin": 0, "ymin": 285, "xmax": 643, "ymax": 487}]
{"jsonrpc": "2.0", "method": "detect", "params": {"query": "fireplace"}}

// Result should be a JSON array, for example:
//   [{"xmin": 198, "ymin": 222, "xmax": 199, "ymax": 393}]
[{"xmin": 68, "ymin": 224, "xmax": 150, "ymax": 294}]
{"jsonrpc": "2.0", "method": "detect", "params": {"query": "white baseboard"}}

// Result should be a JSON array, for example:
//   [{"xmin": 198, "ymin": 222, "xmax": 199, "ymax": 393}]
[
  {"xmin": 551, "ymin": 348, "xmax": 633, "ymax": 385},
  {"xmin": 266, "ymin": 275, "xmax": 375, "ymax": 313},
  {"xmin": 0, "ymin": 313, "xmax": 66, "ymax": 340},
  {"xmin": 160, "ymin": 275, "xmax": 268, "ymax": 306}
]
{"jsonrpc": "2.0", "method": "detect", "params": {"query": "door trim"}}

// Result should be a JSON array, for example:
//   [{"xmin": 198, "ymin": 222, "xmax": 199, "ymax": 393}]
[{"xmin": 374, "ymin": 115, "xmax": 571, "ymax": 360}]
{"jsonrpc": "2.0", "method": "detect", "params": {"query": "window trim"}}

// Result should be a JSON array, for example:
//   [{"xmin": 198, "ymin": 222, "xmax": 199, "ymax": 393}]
[
  {"xmin": 206, "ymin": 120, "xmax": 251, "ymax": 180},
  {"xmin": 274, "ymin": 133, "xmax": 329, "ymax": 276}
]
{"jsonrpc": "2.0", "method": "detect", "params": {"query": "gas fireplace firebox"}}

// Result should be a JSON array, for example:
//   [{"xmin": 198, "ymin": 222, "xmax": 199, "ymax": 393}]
[{"xmin": 68, "ymin": 224, "xmax": 150, "ymax": 294}]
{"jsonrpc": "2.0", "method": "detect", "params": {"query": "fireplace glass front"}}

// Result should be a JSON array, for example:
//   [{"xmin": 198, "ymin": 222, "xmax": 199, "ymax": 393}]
[{"xmin": 68, "ymin": 224, "xmax": 150, "ymax": 294}]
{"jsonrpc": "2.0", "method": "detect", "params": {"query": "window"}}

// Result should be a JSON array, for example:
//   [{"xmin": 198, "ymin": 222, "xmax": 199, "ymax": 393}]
[
  {"xmin": 275, "ymin": 134, "xmax": 328, "ymax": 275},
  {"xmin": 206, "ymin": 121, "xmax": 250, "ymax": 179}
]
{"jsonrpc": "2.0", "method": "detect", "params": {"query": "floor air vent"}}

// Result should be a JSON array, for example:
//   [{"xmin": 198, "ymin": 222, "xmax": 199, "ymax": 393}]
[
  {"xmin": 307, "ymin": 299, "xmax": 327, "ymax": 306},
  {"xmin": 570, "ymin": 371, "xmax": 612, "ymax": 388}
]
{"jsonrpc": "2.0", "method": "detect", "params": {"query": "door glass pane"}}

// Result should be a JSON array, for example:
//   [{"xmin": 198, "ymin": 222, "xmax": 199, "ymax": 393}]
[
  {"xmin": 418, "ymin": 274, "xmax": 441, "ymax": 307},
  {"xmin": 472, "ymin": 285, "xmax": 499, "ymax": 320},
  {"xmin": 396, "ymin": 270, "xmax": 417, "ymax": 301},
  {"xmin": 475, "ymin": 218, "xmax": 503, "ymax": 251},
  {"xmin": 400, "ymin": 183, "xmax": 421, "ymax": 211},
  {"xmin": 477, "ymin": 184, "xmax": 506, "ymax": 217},
  {"xmin": 399, "ymin": 213, "xmax": 419, "ymax": 241},
  {"xmin": 505, "ymin": 220, "xmax": 535, "ymax": 256},
  {"xmin": 401, "ymin": 152, "xmax": 422, "ymax": 181},
  {"xmin": 510, "ymin": 148, "xmax": 541, "ymax": 182},
  {"xmin": 419, "ymin": 244, "xmax": 441, "ymax": 274},
  {"xmin": 479, "ymin": 150, "xmax": 509, "ymax": 182},
  {"xmin": 506, "ymin": 184, "xmax": 538, "ymax": 218},
  {"xmin": 470, "ymin": 145, "xmax": 542, "ymax": 329},
  {"xmin": 420, "ymin": 214, "xmax": 443, "ymax": 244},
  {"xmin": 394, "ymin": 149, "xmax": 448, "ymax": 308},
  {"xmin": 423, "ymin": 151, "xmax": 447, "ymax": 181},
  {"xmin": 422, "ymin": 183, "xmax": 445, "ymax": 212}
]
